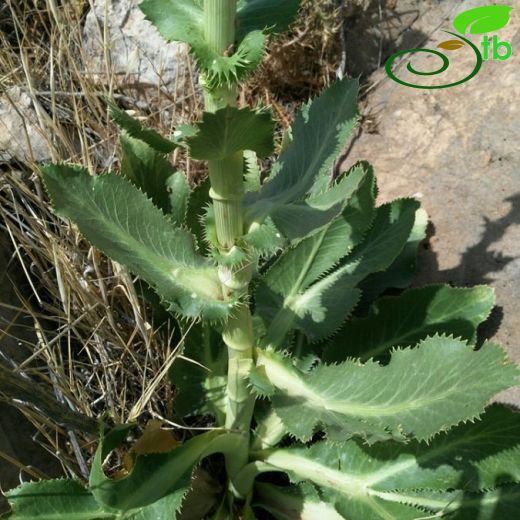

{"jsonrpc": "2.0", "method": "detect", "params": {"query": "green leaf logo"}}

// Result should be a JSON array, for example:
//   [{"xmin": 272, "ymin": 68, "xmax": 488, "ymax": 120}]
[{"xmin": 453, "ymin": 5, "xmax": 513, "ymax": 34}]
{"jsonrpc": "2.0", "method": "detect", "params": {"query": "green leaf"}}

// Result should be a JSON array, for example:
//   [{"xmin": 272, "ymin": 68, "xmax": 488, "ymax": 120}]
[
  {"xmin": 244, "ymin": 150, "xmax": 262, "ymax": 192},
  {"xmin": 166, "ymin": 171, "xmax": 191, "ymax": 226},
  {"xmin": 90, "ymin": 428, "xmax": 239, "ymax": 512},
  {"xmin": 109, "ymin": 103, "xmax": 176, "ymax": 154},
  {"xmin": 169, "ymin": 322, "xmax": 227, "ymax": 424},
  {"xmin": 324, "ymin": 285, "xmax": 495, "ymax": 363},
  {"xmin": 242, "ymin": 218, "xmax": 285, "ymax": 257},
  {"xmin": 255, "ymin": 405, "xmax": 520, "ymax": 519},
  {"xmin": 186, "ymin": 177, "xmax": 211, "ymax": 254},
  {"xmin": 237, "ymin": 0, "xmax": 301, "ymax": 38},
  {"xmin": 267, "ymin": 161, "xmax": 371, "ymax": 240},
  {"xmin": 335, "ymin": 198, "xmax": 420, "ymax": 287},
  {"xmin": 124, "ymin": 491, "xmax": 186, "ymax": 520},
  {"xmin": 204, "ymin": 31, "xmax": 266, "ymax": 89},
  {"xmin": 255, "ymin": 193, "xmax": 416, "ymax": 348},
  {"xmin": 245, "ymin": 78, "xmax": 359, "ymax": 225},
  {"xmin": 453, "ymin": 5, "xmax": 513, "ymax": 34},
  {"xmin": 3, "ymin": 479, "xmax": 109, "ymax": 520},
  {"xmin": 120, "ymin": 134, "xmax": 189, "ymax": 222},
  {"xmin": 358, "ymin": 207, "xmax": 427, "ymax": 305},
  {"xmin": 256, "ymin": 336, "xmax": 518, "ymax": 442},
  {"xmin": 139, "ymin": 0, "xmax": 204, "ymax": 57},
  {"xmin": 188, "ymin": 107, "xmax": 274, "ymax": 160},
  {"xmin": 41, "ymin": 165, "xmax": 236, "ymax": 321}
]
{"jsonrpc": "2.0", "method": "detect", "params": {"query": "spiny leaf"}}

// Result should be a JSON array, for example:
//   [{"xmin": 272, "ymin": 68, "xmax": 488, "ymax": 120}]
[
  {"xmin": 324, "ymin": 284, "xmax": 495, "ymax": 363},
  {"xmin": 242, "ymin": 218, "xmax": 285, "ymax": 257},
  {"xmin": 267, "ymin": 161, "xmax": 371, "ymax": 240},
  {"xmin": 90, "ymin": 428, "xmax": 239, "ymax": 512},
  {"xmin": 237, "ymin": 0, "xmax": 301, "ymax": 38},
  {"xmin": 245, "ymin": 77, "xmax": 359, "ymax": 225},
  {"xmin": 186, "ymin": 177, "xmax": 211, "ymax": 254},
  {"xmin": 249, "ymin": 364, "xmax": 276, "ymax": 398},
  {"xmin": 255, "ymin": 405, "xmax": 520, "ymax": 519},
  {"xmin": 187, "ymin": 107, "xmax": 274, "ymax": 160},
  {"xmin": 3, "ymin": 479, "xmax": 108, "ymax": 520},
  {"xmin": 41, "ymin": 165, "xmax": 236, "ymax": 321},
  {"xmin": 139, "ymin": 0, "xmax": 205, "ymax": 56},
  {"xmin": 335, "ymin": 198, "xmax": 420, "ymax": 286},
  {"xmin": 453, "ymin": 5, "xmax": 513, "ymax": 35},
  {"xmin": 203, "ymin": 30, "xmax": 266, "ymax": 89},
  {"xmin": 169, "ymin": 322, "xmax": 227, "ymax": 424},
  {"xmin": 358, "ymin": 206, "xmax": 427, "ymax": 306},
  {"xmin": 166, "ymin": 171, "xmax": 190, "ymax": 226},
  {"xmin": 256, "ymin": 194, "xmax": 417, "ymax": 348},
  {"xmin": 120, "ymin": 134, "xmax": 189, "ymax": 222},
  {"xmin": 109, "ymin": 103, "xmax": 176, "ymax": 153},
  {"xmin": 256, "ymin": 336, "xmax": 519, "ymax": 442},
  {"xmin": 244, "ymin": 150, "xmax": 262, "ymax": 192}
]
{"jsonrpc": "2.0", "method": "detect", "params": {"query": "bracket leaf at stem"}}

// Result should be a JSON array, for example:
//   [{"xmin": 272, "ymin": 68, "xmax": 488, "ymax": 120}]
[{"xmin": 187, "ymin": 106, "xmax": 274, "ymax": 161}]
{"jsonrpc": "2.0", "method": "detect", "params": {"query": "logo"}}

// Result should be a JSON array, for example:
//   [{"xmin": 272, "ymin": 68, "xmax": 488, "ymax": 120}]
[{"xmin": 385, "ymin": 5, "xmax": 513, "ymax": 89}]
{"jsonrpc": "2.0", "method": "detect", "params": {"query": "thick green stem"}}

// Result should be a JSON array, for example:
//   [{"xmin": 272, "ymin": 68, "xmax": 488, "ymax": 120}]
[{"xmin": 203, "ymin": 0, "xmax": 256, "ymax": 498}]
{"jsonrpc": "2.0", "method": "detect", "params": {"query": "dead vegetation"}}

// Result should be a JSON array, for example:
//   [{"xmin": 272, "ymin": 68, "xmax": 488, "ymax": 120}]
[{"xmin": 0, "ymin": 0, "xmax": 344, "ymax": 480}]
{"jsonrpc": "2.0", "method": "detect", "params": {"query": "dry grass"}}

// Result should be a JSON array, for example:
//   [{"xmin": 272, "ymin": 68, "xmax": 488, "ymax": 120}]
[{"xmin": 0, "ymin": 0, "xmax": 343, "ymax": 481}]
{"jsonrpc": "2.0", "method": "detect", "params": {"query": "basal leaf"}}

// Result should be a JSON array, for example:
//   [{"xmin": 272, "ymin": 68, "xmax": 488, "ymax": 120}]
[
  {"xmin": 120, "ymin": 134, "xmax": 189, "ymax": 222},
  {"xmin": 237, "ymin": 0, "xmax": 301, "ymax": 38},
  {"xmin": 109, "ymin": 103, "xmax": 176, "ymax": 154},
  {"xmin": 187, "ymin": 107, "xmax": 274, "ymax": 160},
  {"xmin": 325, "ymin": 285, "xmax": 495, "ymax": 363},
  {"xmin": 3, "ymin": 479, "xmax": 108, "ymax": 520},
  {"xmin": 169, "ymin": 322, "xmax": 227, "ymax": 424},
  {"xmin": 90, "ymin": 428, "xmax": 239, "ymax": 512},
  {"xmin": 256, "ymin": 336, "xmax": 518, "ymax": 442},
  {"xmin": 245, "ymin": 77, "xmax": 359, "ymax": 225},
  {"xmin": 453, "ymin": 5, "xmax": 513, "ymax": 35},
  {"xmin": 254, "ymin": 405, "xmax": 520, "ymax": 519},
  {"xmin": 41, "ymin": 165, "xmax": 236, "ymax": 321}
]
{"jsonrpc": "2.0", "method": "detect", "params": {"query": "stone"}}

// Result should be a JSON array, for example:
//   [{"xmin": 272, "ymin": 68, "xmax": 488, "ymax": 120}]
[
  {"xmin": 83, "ymin": 0, "xmax": 189, "ymax": 88},
  {"xmin": 343, "ymin": 0, "xmax": 520, "ymax": 402},
  {"xmin": 0, "ymin": 87, "xmax": 53, "ymax": 164}
]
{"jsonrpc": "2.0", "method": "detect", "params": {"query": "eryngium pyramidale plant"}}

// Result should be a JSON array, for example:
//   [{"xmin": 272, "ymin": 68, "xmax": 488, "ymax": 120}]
[{"xmin": 3, "ymin": 1, "xmax": 520, "ymax": 519}]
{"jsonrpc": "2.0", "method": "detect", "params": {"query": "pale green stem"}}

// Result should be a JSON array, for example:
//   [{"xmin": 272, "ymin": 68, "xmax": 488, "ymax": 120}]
[{"xmin": 203, "ymin": 0, "xmax": 256, "ymax": 497}]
